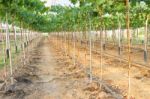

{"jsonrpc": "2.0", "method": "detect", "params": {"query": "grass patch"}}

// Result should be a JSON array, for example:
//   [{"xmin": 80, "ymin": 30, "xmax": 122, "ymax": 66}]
[{"xmin": 0, "ymin": 40, "xmax": 22, "ymax": 70}]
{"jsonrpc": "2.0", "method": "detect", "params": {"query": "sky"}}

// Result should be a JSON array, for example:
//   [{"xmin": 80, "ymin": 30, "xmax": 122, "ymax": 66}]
[{"xmin": 41, "ymin": 0, "xmax": 73, "ymax": 6}]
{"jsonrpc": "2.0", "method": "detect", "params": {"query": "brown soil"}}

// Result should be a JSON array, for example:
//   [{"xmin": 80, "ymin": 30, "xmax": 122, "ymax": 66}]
[
  {"xmin": 50, "ymin": 36, "xmax": 150, "ymax": 99},
  {"xmin": 0, "ymin": 37, "xmax": 120, "ymax": 99}
]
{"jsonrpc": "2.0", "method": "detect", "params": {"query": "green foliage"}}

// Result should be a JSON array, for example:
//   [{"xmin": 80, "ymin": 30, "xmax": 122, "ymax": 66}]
[
  {"xmin": 46, "ymin": 0, "xmax": 150, "ymax": 32},
  {"xmin": 0, "ymin": 0, "xmax": 149, "ymax": 32},
  {"xmin": 0, "ymin": 0, "xmax": 50, "ymax": 32}
]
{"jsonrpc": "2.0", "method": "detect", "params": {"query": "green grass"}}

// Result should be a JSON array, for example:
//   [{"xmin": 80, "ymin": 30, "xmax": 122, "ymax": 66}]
[
  {"xmin": 0, "ymin": 58, "xmax": 4, "ymax": 69},
  {"xmin": 0, "ymin": 40, "xmax": 22, "ymax": 69}
]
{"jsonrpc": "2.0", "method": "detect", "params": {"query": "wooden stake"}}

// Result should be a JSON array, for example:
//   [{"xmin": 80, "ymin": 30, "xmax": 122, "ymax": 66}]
[
  {"xmin": 73, "ymin": 31, "xmax": 76, "ymax": 66},
  {"xmin": 0, "ymin": 23, "xmax": 7, "ymax": 78},
  {"xmin": 6, "ymin": 13, "xmax": 13, "ymax": 84},
  {"xmin": 89, "ymin": 15, "xmax": 92, "ymax": 83},
  {"xmin": 13, "ymin": 25, "xmax": 17, "ymax": 53},
  {"xmin": 118, "ymin": 15, "xmax": 121, "ymax": 55},
  {"xmin": 144, "ymin": 16, "xmax": 148, "ymax": 62},
  {"xmin": 100, "ymin": 28, "xmax": 103, "ymax": 88},
  {"xmin": 126, "ymin": 0, "xmax": 131, "ymax": 98}
]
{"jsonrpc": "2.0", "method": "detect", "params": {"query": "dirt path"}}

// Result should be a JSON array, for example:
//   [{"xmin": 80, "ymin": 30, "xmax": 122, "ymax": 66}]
[
  {"xmin": 0, "ymin": 37, "xmax": 118, "ymax": 99},
  {"xmin": 24, "ymin": 37, "xmax": 64, "ymax": 99}
]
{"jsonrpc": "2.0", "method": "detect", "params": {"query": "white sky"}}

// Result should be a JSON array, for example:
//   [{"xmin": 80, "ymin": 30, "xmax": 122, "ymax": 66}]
[{"xmin": 41, "ymin": 0, "xmax": 73, "ymax": 6}]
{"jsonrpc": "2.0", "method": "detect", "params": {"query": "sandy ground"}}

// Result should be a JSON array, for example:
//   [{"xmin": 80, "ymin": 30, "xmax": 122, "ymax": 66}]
[
  {"xmin": 1, "ymin": 36, "xmax": 149, "ymax": 99},
  {"xmin": 0, "ymin": 37, "xmax": 119, "ymax": 99},
  {"xmin": 51, "ymin": 36, "xmax": 150, "ymax": 99}
]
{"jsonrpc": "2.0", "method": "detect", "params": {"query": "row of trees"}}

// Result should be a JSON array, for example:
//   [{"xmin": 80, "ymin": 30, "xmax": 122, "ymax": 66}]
[
  {"xmin": 48, "ymin": 0, "xmax": 149, "ymax": 32},
  {"xmin": 48, "ymin": 1, "xmax": 149, "ymax": 99},
  {"xmin": 0, "ymin": 0, "xmax": 149, "ymax": 33},
  {"xmin": 0, "ymin": 0, "xmax": 48, "ymax": 85},
  {"xmin": 0, "ymin": 0, "xmax": 51, "ymax": 32}
]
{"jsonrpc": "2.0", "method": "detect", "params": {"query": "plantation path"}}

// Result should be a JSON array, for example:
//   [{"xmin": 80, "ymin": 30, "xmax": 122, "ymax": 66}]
[
  {"xmin": 0, "ymin": 37, "xmax": 117, "ymax": 99},
  {"xmin": 24, "ymin": 37, "xmax": 67, "ymax": 99}
]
